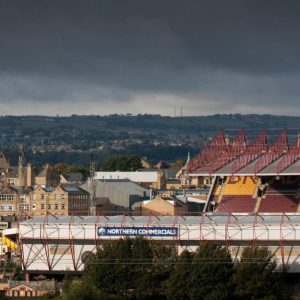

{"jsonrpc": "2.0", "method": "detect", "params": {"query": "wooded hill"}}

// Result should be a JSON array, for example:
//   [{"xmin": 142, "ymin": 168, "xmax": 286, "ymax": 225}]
[{"xmin": 1, "ymin": 114, "xmax": 300, "ymax": 166}]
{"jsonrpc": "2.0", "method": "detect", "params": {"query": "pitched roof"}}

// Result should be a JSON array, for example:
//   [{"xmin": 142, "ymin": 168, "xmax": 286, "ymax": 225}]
[
  {"xmin": 6, "ymin": 166, "xmax": 18, "ymax": 177},
  {"xmin": 0, "ymin": 152, "xmax": 9, "ymax": 170},
  {"xmin": 61, "ymin": 172, "xmax": 83, "ymax": 182}
]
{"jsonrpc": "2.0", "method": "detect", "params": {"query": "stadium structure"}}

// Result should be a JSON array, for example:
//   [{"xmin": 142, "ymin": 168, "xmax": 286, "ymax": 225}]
[
  {"xmin": 12, "ymin": 128, "xmax": 300, "ymax": 274},
  {"xmin": 187, "ymin": 128, "xmax": 300, "ymax": 213}
]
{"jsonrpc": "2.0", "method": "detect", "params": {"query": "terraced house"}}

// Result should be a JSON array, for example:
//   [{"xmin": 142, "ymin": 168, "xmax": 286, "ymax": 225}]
[
  {"xmin": 0, "ymin": 184, "xmax": 19, "ymax": 217},
  {"xmin": 30, "ymin": 184, "xmax": 90, "ymax": 217}
]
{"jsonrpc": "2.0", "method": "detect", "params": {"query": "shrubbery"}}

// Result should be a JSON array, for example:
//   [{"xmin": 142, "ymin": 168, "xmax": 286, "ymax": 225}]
[{"xmin": 58, "ymin": 238, "xmax": 291, "ymax": 300}]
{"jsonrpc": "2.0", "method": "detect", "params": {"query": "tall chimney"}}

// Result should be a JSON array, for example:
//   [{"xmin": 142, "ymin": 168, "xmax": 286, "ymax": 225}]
[{"xmin": 26, "ymin": 163, "xmax": 32, "ymax": 187}]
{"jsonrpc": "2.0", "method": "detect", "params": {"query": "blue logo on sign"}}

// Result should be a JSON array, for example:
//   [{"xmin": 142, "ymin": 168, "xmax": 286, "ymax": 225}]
[{"xmin": 98, "ymin": 227, "xmax": 106, "ymax": 236}]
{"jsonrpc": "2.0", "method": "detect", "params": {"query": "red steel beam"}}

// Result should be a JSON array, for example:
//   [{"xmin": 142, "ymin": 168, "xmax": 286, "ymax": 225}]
[
  {"xmin": 188, "ymin": 130, "xmax": 226, "ymax": 172},
  {"xmin": 208, "ymin": 129, "xmax": 247, "ymax": 173},
  {"xmin": 276, "ymin": 137, "xmax": 300, "ymax": 173},
  {"xmin": 279, "ymin": 213, "xmax": 289, "ymax": 270},
  {"xmin": 69, "ymin": 214, "xmax": 77, "ymax": 271},
  {"xmin": 253, "ymin": 129, "xmax": 288, "ymax": 174},
  {"xmin": 231, "ymin": 129, "xmax": 267, "ymax": 174},
  {"xmin": 42, "ymin": 213, "xmax": 52, "ymax": 271}
]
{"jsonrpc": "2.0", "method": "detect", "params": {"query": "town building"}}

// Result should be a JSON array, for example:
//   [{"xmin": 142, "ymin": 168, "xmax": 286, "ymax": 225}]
[
  {"xmin": 94, "ymin": 170, "xmax": 166, "ymax": 189},
  {"xmin": 30, "ymin": 183, "xmax": 90, "ymax": 217},
  {"xmin": 80, "ymin": 179, "xmax": 149, "ymax": 214},
  {"xmin": 0, "ymin": 184, "xmax": 19, "ymax": 218},
  {"xmin": 134, "ymin": 194, "xmax": 187, "ymax": 215}
]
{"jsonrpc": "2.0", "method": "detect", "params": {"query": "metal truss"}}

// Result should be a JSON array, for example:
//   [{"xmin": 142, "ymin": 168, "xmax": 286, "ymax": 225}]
[
  {"xmin": 188, "ymin": 130, "xmax": 227, "ymax": 172},
  {"xmin": 207, "ymin": 129, "xmax": 247, "ymax": 174},
  {"xmin": 188, "ymin": 129, "xmax": 247, "ymax": 174},
  {"xmin": 253, "ymin": 128, "xmax": 288, "ymax": 174},
  {"xmin": 276, "ymin": 137, "xmax": 300, "ymax": 173},
  {"xmin": 231, "ymin": 129, "xmax": 267, "ymax": 173}
]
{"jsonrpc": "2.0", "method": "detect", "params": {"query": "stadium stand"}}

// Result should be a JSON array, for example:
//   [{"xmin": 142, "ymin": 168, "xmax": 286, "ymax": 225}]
[
  {"xmin": 258, "ymin": 180, "xmax": 300, "ymax": 212},
  {"xmin": 187, "ymin": 129, "xmax": 300, "ymax": 214},
  {"xmin": 258, "ymin": 195, "xmax": 299, "ymax": 213},
  {"xmin": 217, "ymin": 195, "xmax": 257, "ymax": 212},
  {"xmin": 212, "ymin": 176, "xmax": 258, "ymax": 212},
  {"xmin": 222, "ymin": 176, "xmax": 257, "ymax": 195}
]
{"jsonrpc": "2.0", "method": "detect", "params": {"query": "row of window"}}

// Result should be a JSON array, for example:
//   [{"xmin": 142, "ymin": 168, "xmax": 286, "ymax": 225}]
[
  {"xmin": 32, "ymin": 203, "xmax": 66, "ymax": 210},
  {"xmin": 0, "ymin": 195, "xmax": 14, "ymax": 201},
  {"xmin": 34, "ymin": 194, "xmax": 88, "ymax": 200},
  {"xmin": 70, "ymin": 195, "xmax": 88, "ymax": 200},
  {"xmin": 20, "ymin": 204, "xmax": 29, "ymax": 211},
  {"xmin": 33, "ymin": 194, "xmax": 66, "ymax": 200},
  {"xmin": 0, "ymin": 205, "xmax": 14, "ymax": 211},
  {"xmin": 69, "ymin": 203, "xmax": 87, "ymax": 209},
  {"xmin": 0, "ymin": 193, "xmax": 89, "ymax": 201}
]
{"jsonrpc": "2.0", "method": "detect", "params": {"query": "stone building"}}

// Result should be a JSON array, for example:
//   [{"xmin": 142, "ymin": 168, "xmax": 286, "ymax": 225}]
[
  {"xmin": 135, "ymin": 194, "xmax": 187, "ymax": 216},
  {"xmin": 0, "ymin": 184, "xmax": 19, "ymax": 217},
  {"xmin": 30, "ymin": 184, "xmax": 90, "ymax": 217}
]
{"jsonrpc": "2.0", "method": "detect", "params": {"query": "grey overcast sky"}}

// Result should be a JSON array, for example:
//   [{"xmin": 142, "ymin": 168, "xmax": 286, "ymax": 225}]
[{"xmin": 1, "ymin": 0, "xmax": 300, "ymax": 116}]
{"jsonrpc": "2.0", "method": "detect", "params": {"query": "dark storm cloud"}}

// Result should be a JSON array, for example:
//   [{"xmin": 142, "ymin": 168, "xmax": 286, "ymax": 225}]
[{"xmin": 0, "ymin": 0, "xmax": 300, "ymax": 115}]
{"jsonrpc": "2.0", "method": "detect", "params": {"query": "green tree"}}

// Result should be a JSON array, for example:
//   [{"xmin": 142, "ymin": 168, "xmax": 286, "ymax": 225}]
[
  {"xmin": 60, "ymin": 278, "xmax": 122, "ymax": 300},
  {"xmin": 84, "ymin": 237, "xmax": 163, "ymax": 299},
  {"xmin": 233, "ymin": 246, "xmax": 290, "ymax": 300},
  {"xmin": 134, "ymin": 244, "xmax": 176, "ymax": 299},
  {"xmin": 84, "ymin": 238, "xmax": 134, "ymax": 296},
  {"xmin": 188, "ymin": 242, "xmax": 234, "ymax": 300},
  {"xmin": 68, "ymin": 164, "xmax": 90, "ymax": 179},
  {"xmin": 165, "ymin": 250, "xmax": 193, "ymax": 300},
  {"xmin": 101, "ymin": 155, "xmax": 142, "ymax": 171},
  {"xmin": 52, "ymin": 163, "xmax": 69, "ymax": 174}
]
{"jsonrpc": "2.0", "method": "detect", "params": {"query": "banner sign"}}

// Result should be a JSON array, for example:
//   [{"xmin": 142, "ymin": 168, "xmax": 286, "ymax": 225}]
[{"xmin": 97, "ymin": 226, "xmax": 178, "ymax": 237}]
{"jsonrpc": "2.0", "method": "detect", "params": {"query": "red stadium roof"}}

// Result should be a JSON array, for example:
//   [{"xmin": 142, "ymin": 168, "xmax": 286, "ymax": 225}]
[{"xmin": 188, "ymin": 128, "xmax": 300, "ymax": 176}]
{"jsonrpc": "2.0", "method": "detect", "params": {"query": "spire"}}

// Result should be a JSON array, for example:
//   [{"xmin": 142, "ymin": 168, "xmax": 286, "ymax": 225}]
[{"xmin": 18, "ymin": 144, "xmax": 26, "ymax": 167}]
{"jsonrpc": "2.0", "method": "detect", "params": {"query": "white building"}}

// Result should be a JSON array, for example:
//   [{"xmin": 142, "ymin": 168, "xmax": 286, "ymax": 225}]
[
  {"xmin": 15, "ymin": 213, "xmax": 300, "ymax": 273},
  {"xmin": 94, "ymin": 171, "xmax": 165, "ymax": 189}
]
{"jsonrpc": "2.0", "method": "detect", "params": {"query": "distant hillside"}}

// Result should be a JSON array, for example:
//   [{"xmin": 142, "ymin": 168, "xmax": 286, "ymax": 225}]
[
  {"xmin": 1, "ymin": 114, "xmax": 300, "ymax": 133},
  {"xmin": 1, "ymin": 114, "xmax": 299, "ymax": 166}
]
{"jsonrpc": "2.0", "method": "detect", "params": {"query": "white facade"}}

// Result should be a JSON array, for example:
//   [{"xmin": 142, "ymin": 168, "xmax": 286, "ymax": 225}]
[
  {"xmin": 94, "ymin": 171, "xmax": 158, "ymax": 183},
  {"xmin": 17, "ymin": 214, "xmax": 300, "ymax": 273}
]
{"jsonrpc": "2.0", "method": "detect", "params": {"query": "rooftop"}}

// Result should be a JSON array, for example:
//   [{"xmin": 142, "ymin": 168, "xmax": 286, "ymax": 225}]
[
  {"xmin": 20, "ymin": 213, "xmax": 300, "ymax": 226},
  {"xmin": 189, "ymin": 128, "xmax": 300, "ymax": 176}
]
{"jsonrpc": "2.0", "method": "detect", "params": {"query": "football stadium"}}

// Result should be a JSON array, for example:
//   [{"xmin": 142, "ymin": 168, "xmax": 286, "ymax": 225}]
[{"xmin": 16, "ymin": 128, "xmax": 300, "ymax": 273}]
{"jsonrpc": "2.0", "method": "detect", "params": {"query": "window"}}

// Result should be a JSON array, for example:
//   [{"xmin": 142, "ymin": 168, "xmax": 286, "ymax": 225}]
[
  {"xmin": 61, "ymin": 204, "xmax": 65, "ymax": 210},
  {"xmin": 41, "ymin": 204, "xmax": 45, "ymax": 210},
  {"xmin": 47, "ymin": 204, "xmax": 51, "ymax": 210},
  {"xmin": 8, "ymin": 205, "xmax": 13, "ymax": 211},
  {"xmin": 32, "ymin": 204, "xmax": 36, "ymax": 210},
  {"xmin": 55, "ymin": 204, "xmax": 58, "ymax": 210},
  {"xmin": 54, "ymin": 194, "xmax": 58, "ymax": 200},
  {"xmin": 61, "ymin": 194, "xmax": 65, "ymax": 200},
  {"xmin": 20, "ymin": 204, "xmax": 29, "ymax": 211},
  {"xmin": 0, "ymin": 194, "xmax": 14, "ymax": 201},
  {"xmin": 41, "ymin": 194, "xmax": 45, "ymax": 200}
]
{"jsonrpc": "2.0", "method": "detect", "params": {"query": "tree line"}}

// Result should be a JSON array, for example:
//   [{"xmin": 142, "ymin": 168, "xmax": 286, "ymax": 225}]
[{"xmin": 57, "ymin": 237, "xmax": 291, "ymax": 300}]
